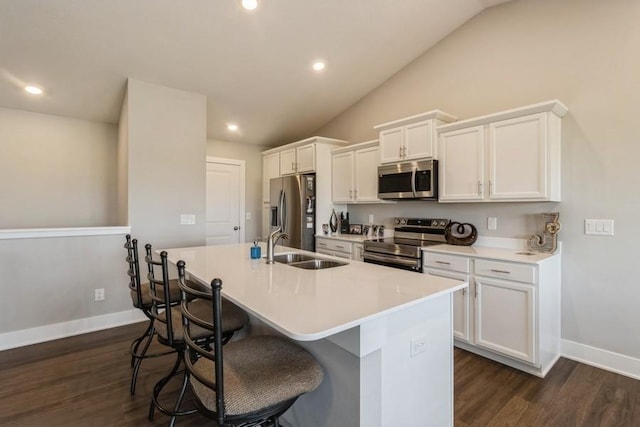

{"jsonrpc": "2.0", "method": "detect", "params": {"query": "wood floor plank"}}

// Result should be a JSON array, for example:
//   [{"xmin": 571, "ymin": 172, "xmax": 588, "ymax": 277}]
[{"xmin": 0, "ymin": 325, "xmax": 638, "ymax": 426}]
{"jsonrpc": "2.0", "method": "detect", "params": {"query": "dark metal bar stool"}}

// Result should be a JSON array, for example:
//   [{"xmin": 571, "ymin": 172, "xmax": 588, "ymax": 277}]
[
  {"xmin": 146, "ymin": 248, "xmax": 249, "ymax": 426},
  {"xmin": 124, "ymin": 234, "xmax": 178, "ymax": 395},
  {"xmin": 177, "ymin": 260, "xmax": 324, "ymax": 427}
]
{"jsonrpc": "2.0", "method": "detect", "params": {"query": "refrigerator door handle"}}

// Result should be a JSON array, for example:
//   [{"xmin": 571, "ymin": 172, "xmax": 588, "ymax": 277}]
[{"xmin": 279, "ymin": 189, "xmax": 287, "ymax": 232}]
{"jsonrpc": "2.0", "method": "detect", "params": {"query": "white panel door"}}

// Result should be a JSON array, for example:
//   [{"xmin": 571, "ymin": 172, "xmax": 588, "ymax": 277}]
[
  {"xmin": 475, "ymin": 277, "xmax": 536, "ymax": 364},
  {"xmin": 439, "ymin": 125, "xmax": 485, "ymax": 201},
  {"xmin": 354, "ymin": 146, "xmax": 380, "ymax": 202},
  {"xmin": 206, "ymin": 160, "xmax": 244, "ymax": 245},
  {"xmin": 404, "ymin": 119, "xmax": 433, "ymax": 160},
  {"xmin": 332, "ymin": 151, "xmax": 354, "ymax": 202}
]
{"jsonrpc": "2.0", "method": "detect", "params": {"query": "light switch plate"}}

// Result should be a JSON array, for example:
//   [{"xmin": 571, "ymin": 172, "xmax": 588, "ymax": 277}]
[
  {"xmin": 180, "ymin": 214, "xmax": 196, "ymax": 225},
  {"xmin": 585, "ymin": 219, "xmax": 614, "ymax": 236}
]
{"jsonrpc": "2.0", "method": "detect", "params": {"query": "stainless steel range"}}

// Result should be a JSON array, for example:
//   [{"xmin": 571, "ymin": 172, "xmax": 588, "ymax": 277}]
[{"xmin": 363, "ymin": 217, "xmax": 450, "ymax": 272}]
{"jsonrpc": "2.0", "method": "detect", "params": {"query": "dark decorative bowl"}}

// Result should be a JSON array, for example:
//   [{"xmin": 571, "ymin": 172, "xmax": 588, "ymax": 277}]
[{"xmin": 444, "ymin": 222, "xmax": 478, "ymax": 246}]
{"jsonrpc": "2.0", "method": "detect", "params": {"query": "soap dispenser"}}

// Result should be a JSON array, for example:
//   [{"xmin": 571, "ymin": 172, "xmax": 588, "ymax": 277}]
[{"xmin": 250, "ymin": 240, "xmax": 261, "ymax": 259}]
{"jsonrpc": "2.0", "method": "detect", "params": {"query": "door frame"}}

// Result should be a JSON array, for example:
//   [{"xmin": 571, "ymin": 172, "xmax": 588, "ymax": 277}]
[{"xmin": 206, "ymin": 156, "xmax": 246, "ymax": 243}]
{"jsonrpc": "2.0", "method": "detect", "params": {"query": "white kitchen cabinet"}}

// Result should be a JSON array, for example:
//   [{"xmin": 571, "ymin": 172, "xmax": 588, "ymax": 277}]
[
  {"xmin": 475, "ymin": 276, "xmax": 536, "ymax": 364},
  {"xmin": 423, "ymin": 245, "xmax": 561, "ymax": 377},
  {"xmin": 438, "ymin": 100, "xmax": 567, "ymax": 202},
  {"xmin": 425, "ymin": 267, "xmax": 470, "ymax": 342},
  {"xmin": 375, "ymin": 110, "xmax": 457, "ymax": 163},
  {"xmin": 316, "ymin": 236, "xmax": 365, "ymax": 261},
  {"xmin": 262, "ymin": 152, "xmax": 280, "ymax": 202},
  {"xmin": 331, "ymin": 140, "xmax": 381, "ymax": 203},
  {"xmin": 280, "ymin": 144, "xmax": 315, "ymax": 175},
  {"xmin": 262, "ymin": 137, "xmax": 349, "ymax": 236},
  {"xmin": 279, "ymin": 148, "xmax": 297, "ymax": 175},
  {"xmin": 353, "ymin": 243, "xmax": 364, "ymax": 262}
]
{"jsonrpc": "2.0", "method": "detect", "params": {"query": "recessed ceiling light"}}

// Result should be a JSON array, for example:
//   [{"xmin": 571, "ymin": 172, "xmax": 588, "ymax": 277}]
[
  {"xmin": 242, "ymin": 0, "xmax": 258, "ymax": 10},
  {"xmin": 312, "ymin": 61, "xmax": 326, "ymax": 72},
  {"xmin": 227, "ymin": 123, "xmax": 239, "ymax": 132},
  {"xmin": 24, "ymin": 85, "xmax": 43, "ymax": 95}
]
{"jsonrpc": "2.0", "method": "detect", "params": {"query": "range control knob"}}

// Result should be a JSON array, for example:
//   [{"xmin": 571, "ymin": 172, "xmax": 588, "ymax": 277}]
[
  {"xmin": 431, "ymin": 220, "xmax": 439, "ymax": 226},
  {"xmin": 400, "ymin": 218, "xmax": 407, "ymax": 225},
  {"xmin": 394, "ymin": 218, "xmax": 401, "ymax": 225}
]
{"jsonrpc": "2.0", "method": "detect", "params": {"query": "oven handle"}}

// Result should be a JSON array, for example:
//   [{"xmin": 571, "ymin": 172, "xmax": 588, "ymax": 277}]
[{"xmin": 363, "ymin": 252, "xmax": 420, "ymax": 268}]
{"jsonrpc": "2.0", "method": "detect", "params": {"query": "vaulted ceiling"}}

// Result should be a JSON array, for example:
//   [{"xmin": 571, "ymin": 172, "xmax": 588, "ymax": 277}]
[{"xmin": 0, "ymin": 0, "xmax": 511, "ymax": 146}]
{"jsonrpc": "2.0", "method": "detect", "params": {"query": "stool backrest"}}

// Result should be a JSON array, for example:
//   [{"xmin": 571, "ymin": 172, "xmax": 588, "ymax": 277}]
[
  {"xmin": 178, "ymin": 261, "xmax": 226, "ymax": 425},
  {"xmin": 145, "ymin": 245, "xmax": 177, "ymax": 345},
  {"xmin": 124, "ymin": 234, "xmax": 143, "ymax": 308}
]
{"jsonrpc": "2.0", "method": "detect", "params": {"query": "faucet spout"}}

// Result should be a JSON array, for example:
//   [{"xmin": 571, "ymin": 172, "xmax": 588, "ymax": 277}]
[{"xmin": 266, "ymin": 227, "xmax": 289, "ymax": 264}]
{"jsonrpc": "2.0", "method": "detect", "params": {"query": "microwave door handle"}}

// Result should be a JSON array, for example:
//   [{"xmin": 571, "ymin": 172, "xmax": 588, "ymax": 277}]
[{"xmin": 411, "ymin": 167, "xmax": 417, "ymax": 197}]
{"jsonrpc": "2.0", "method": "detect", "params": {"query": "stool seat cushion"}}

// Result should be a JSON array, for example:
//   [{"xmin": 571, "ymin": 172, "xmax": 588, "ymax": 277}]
[
  {"xmin": 130, "ymin": 278, "xmax": 185, "ymax": 307},
  {"xmin": 157, "ymin": 299, "xmax": 248, "ymax": 343},
  {"xmin": 190, "ymin": 335, "xmax": 324, "ymax": 416}
]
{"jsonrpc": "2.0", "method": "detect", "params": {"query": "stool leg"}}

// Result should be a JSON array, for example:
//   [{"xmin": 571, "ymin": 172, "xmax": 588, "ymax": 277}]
[
  {"xmin": 149, "ymin": 351, "xmax": 183, "ymax": 421},
  {"xmin": 169, "ymin": 370, "xmax": 190, "ymax": 427},
  {"xmin": 130, "ymin": 323, "xmax": 155, "ymax": 395},
  {"xmin": 130, "ymin": 318, "xmax": 154, "ymax": 367}
]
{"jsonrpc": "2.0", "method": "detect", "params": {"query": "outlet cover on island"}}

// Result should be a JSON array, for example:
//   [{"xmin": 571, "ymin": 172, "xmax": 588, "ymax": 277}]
[{"xmin": 180, "ymin": 214, "xmax": 196, "ymax": 225}]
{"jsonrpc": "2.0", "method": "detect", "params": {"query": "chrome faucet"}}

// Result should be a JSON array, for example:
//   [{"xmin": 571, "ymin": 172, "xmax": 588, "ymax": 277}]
[{"xmin": 266, "ymin": 227, "xmax": 290, "ymax": 264}]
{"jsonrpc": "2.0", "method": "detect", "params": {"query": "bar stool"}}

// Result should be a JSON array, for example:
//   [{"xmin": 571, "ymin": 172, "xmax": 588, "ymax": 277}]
[
  {"xmin": 124, "ymin": 234, "xmax": 180, "ymax": 395},
  {"xmin": 146, "ymin": 248, "xmax": 249, "ymax": 426},
  {"xmin": 177, "ymin": 260, "xmax": 324, "ymax": 427}
]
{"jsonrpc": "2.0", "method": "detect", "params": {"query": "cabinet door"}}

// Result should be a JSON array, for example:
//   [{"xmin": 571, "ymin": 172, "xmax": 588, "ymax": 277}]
[
  {"xmin": 354, "ymin": 146, "xmax": 380, "ymax": 202},
  {"xmin": 439, "ymin": 126, "xmax": 485, "ymax": 201},
  {"xmin": 296, "ymin": 144, "xmax": 315, "ymax": 173},
  {"xmin": 280, "ymin": 149, "xmax": 297, "ymax": 175},
  {"xmin": 332, "ymin": 151, "xmax": 354, "ymax": 202},
  {"xmin": 475, "ymin": 277, "xmax": 536, "ymax": 364},
  {"xmin": 425, "ymin": 268, "xmax": 471, "ymax": 343},
  {"xmin": 489, "ymin": 113, "xmax": 547, "ymax": 200},
  {"xmin": 353, "ymin": 243, "xmax": 364, "ymax": 262},
  {"xmin": 262, "ymin": 152, "xmax": 280, "ymax": 202},
  {"xmin": 379, "ymin": 127, "xmax": 404, "ymax": 163},
  {"xmin": 404, "ymin": 120, "xmax": 434, "ymax": 160}
]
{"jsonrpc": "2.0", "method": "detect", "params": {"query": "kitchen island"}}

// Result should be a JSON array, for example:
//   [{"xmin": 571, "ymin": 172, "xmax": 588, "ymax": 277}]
[{"xmin": 163, "ymin": 243, "xmax": 466, "ymax": 427}]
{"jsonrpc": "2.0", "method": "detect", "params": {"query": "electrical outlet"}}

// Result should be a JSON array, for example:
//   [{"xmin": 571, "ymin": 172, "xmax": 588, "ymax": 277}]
[
  {"xmin": 94, "ymin": 288, "xmax": 105, "ymax": 302},
  {"xmin": 180, "ymin": 214, "xmax": 196, "ymax": 225},
  {"xmin": 368, "ymin": 214, "xmax": 374, "ymax": 224},
  {"xmin": 488, "ymin": 217, "xmax": 497, "ymax": 230},
  {"xmin": 246, "ymin": 212, "xmax": 252, "ymax": 220},
  {"xmin": 410, "ymin": 336, "xmax": 428, "ymax": 357}
]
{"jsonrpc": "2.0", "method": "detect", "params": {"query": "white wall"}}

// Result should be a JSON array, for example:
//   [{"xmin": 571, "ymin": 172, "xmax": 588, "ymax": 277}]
[
  {"xmin": 125, "ymin": 79, "xmax": 207, "ymax": 249},
  {"xmin": 0, "ymin": 107, "xmax": 118, "ymax": 228},
  {"xmin": 316, "ymin": 0, "xmax": 640, "ymax": 360},
  {"xmin": 206, "ymin": 139, "xmax": 265, "ymax": 242}
]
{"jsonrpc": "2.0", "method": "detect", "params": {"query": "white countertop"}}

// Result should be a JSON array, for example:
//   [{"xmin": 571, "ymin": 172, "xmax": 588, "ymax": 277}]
[
  {"xmin": 423, "ymin": 243, "xmax": 558, "ymax": 264},
  {"xmin": 162, "ymin": 243, "xmax": 466, "ymax": 341}
]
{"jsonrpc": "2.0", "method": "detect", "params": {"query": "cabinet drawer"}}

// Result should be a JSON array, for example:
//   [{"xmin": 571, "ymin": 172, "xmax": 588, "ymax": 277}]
[
  {"xmin": 316, "ymin": 249, "xmax": 352, "ymax": 260},
  {"xmin": 475, "ymin": 259, "xmax": 536, "ymax": 284},
  {"xmin": 316, "ymin": 239, "xmax": 352, "ymax": 254},
  {"xmin": 423, "ymin": 252, "xmax": 469, "ymax": 273}
]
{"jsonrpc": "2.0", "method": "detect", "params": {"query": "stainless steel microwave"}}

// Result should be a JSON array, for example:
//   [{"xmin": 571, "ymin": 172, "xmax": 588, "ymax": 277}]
[{"xmin": 377, "ymin": 159, "xmax": 438, "ymax": 200}]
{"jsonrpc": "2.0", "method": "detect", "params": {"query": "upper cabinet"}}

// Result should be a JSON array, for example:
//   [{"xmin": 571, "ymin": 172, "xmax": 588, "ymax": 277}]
[
  {"xmin": 374, "ymin": 110, "xmax": 457, "ymax": 163},
  {"xmin": 280, "ymin": 144, "xmax": 316, "ymax": 175},
  {"xmin": 331, "ymin": 140, "xmax": 381, "ymax": 203},
  {"xmin": 438, "ymin": 100, "xmax": 568, "ymax": 203}
]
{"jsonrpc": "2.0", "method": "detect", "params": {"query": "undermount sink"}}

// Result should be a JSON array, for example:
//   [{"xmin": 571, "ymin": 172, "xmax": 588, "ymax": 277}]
[
  {"xmin": 289, "ymin": 259, "xmax": 348, "ymax": 270},
  {"xmin": 273, "ymin": 253, "xmax": 316, "ymax": 264},
  {"xmin": 273, "ymin": 253, "xmax": 348, "ymax": 270}
]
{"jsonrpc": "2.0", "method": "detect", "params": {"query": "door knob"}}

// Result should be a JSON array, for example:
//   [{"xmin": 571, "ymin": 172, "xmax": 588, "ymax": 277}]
[{"xmin": 233, "ymin": 226, "xmax": 240, "ymax": 230}]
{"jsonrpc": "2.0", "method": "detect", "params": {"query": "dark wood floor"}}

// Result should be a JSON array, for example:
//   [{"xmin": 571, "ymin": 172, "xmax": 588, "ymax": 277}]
[{"xmin": 0, "ymin": 322, "xmax": 638, "ymax": 426}]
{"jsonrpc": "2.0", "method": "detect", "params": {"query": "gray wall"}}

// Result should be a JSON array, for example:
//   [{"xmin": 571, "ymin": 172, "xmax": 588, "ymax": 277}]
[
  {"xmin": 125, "ymin": 79, "xmax": 207, "ymax": 249},
  {"xmin": 316, "ymin": 0, "xmax": 640, "ymax": 359},
  {"xmin": 206, "ymin": 139, "xmax": 265, "ymax": 243},
  {"xmin": 0, "ymin": 107, "xmax": 118, "ymax": 228}
]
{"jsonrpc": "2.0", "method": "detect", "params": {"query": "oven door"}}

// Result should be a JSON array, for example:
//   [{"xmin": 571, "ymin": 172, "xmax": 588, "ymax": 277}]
[{"xmin": 363, "ymin": 252, "xmax": 422, "ymax": 272}]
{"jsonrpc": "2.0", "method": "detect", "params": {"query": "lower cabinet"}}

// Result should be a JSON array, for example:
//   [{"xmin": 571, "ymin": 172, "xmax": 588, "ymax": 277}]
[
  {"xmin": 316, "ymin": 236, "xmax": 364, "ymax": 261},
  {"xmin": 424, "ymin": 249, "xmax": 560, "ymax": 377}
]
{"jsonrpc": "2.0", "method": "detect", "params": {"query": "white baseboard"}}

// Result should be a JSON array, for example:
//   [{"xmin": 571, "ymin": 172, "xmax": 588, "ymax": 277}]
[
  {"xmin": 0, "ymin": 309, "xmax": 147, "ymax": 352},
  {"xmin": 562, "ymin": 339, "xmax": 640, "ymax": 380}
]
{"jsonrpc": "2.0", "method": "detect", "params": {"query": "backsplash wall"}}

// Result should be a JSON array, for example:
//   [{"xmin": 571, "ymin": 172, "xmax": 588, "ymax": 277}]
[{"xmin": 346, "ymin": 202, "xmax": 560, "ymax": 239}]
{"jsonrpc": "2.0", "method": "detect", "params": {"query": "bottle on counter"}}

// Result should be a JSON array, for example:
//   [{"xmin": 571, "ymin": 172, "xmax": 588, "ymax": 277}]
[{"xmin": 250, "ymin": 240, "xmax": 261, "ymax": 259}]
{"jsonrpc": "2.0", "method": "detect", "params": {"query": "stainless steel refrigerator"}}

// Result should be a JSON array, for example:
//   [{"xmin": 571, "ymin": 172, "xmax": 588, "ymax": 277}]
[{"xmin": 269, "ymin": 174, "xmax": 315, "ymax": 251}]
